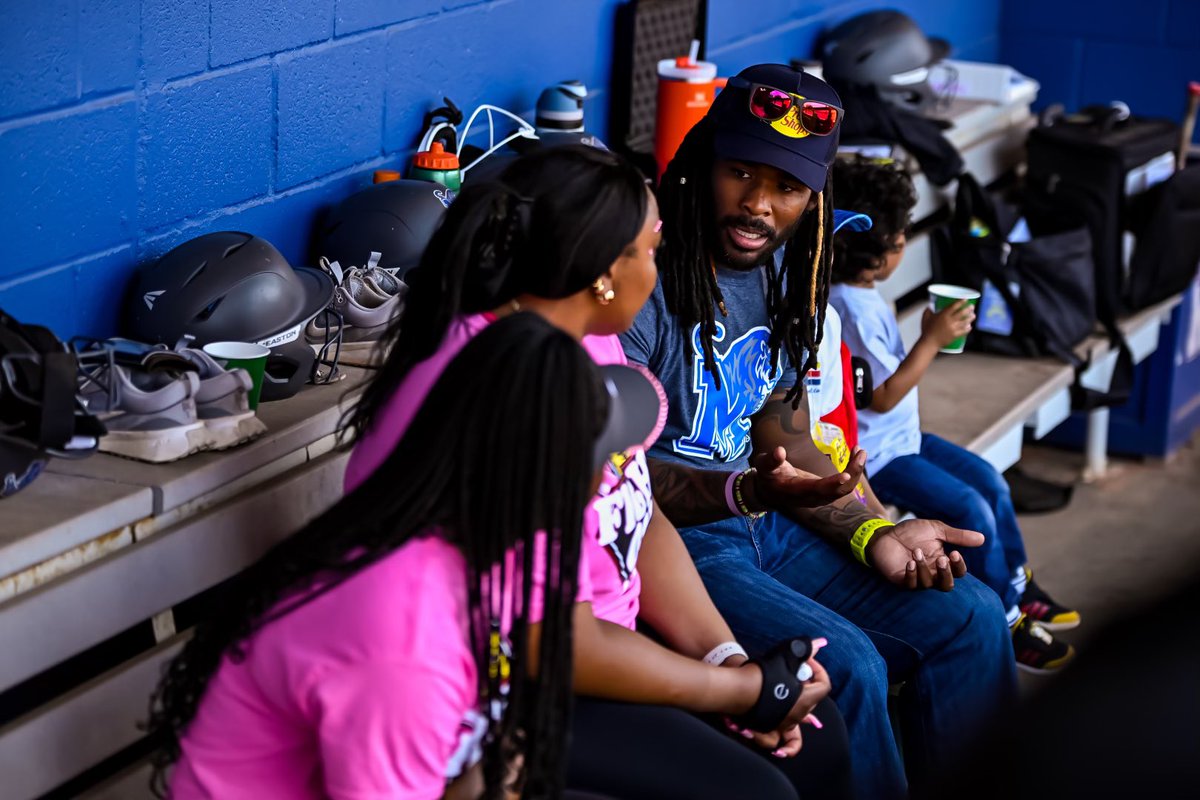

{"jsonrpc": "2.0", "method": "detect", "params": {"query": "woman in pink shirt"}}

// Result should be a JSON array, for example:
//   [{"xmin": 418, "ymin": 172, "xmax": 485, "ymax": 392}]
[
  {"xmin": 345, "ymin": 146, "xmax": 854, "ymax": 800},
  {"xmin": 148, "ymin": 314, "xmax": 662, "ymax": 800}
]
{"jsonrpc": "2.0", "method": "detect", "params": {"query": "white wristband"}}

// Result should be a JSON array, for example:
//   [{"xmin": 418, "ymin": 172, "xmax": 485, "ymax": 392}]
[{"xmin": 703, "ymin": 641, "xmax": 749, "ymax": 666}]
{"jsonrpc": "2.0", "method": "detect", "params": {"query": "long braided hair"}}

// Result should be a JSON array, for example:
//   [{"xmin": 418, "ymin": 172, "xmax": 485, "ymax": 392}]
[
  {"xmin": 347, "ymin": 145, "xmax": 648, "ymax": 443},
  {"xmin": 147, "ymin": 314, "xmax": 603, "ymax": 799},
  {"xmin": 657, "ymin": 117, "xmax": 835, "ymax": 406}
]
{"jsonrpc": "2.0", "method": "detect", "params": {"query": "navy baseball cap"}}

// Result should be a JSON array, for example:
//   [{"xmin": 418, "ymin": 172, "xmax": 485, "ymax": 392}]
[{"xmin": 708, "ymin": 64, "xmax": 843, "ymax": 192}]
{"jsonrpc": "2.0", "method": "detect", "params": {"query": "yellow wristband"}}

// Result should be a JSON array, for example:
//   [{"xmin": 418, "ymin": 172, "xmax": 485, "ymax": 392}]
[{"xmin": 851, "ymin": 519, "xmax": 894, "ymax": 566}]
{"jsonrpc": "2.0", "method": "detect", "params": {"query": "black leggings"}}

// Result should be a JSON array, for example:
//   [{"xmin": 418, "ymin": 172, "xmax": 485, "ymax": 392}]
[{"xmin": 565, "ymin": 697, "xmax": 854, "ymax": 800}]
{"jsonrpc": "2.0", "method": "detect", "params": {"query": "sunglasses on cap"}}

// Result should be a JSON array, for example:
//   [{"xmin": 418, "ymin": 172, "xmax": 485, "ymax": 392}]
[{"xmin": 726, "ymin": 77, "xmax": 841, "ymax": 137}]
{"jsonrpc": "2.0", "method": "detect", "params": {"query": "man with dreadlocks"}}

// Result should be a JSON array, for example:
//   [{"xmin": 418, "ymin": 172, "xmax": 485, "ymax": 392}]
[{"xmin": 621, "ymin": 64, "xmax": 1017, "ymax": 799}]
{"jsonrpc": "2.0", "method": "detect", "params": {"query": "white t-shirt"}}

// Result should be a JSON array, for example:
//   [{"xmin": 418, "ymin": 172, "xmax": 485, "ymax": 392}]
[{"xmin": 829, "ymin": 284, "xmax": 922, "ymax": 475}]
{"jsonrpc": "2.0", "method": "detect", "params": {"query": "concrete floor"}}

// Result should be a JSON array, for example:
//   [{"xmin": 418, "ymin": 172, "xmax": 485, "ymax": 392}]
[{"xmin": 1013, "ymin": 434, "xmax": 1200, "ymax": 660}]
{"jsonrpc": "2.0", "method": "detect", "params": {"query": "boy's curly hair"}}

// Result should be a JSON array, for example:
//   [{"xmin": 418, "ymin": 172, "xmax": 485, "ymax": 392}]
[{"xmin": 831, "ymin": 155, "xmax": 917, "ymax": 283}]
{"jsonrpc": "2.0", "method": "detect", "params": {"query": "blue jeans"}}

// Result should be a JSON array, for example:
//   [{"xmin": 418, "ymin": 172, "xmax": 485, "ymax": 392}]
[
  {"xmin": 871, "ymin": 433, "xmax": 1028, "ymax": 614},
  {"xmin": 679, "ymin": 513, "xmax": 1016, "ymax": 800}
]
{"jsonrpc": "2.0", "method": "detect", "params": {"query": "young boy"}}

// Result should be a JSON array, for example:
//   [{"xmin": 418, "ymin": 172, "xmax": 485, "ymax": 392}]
[{"xmin": 828, "ymin": 155, "xmax": 1079, "ymax": 674}]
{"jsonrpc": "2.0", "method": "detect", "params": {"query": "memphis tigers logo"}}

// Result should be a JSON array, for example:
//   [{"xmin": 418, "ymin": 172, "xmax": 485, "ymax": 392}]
[{"xmin": 673, "ymin": 322, "xmax": 783, "ymax": 462}]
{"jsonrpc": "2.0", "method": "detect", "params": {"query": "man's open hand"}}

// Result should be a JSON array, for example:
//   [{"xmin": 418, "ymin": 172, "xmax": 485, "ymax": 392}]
[
  {"xmin": 750, "ymin": 446, "xmax": 866, "ymax": 512},
  {"xmin": 869, "ymin": 519, "xmax": 985, "ymax": 591}
]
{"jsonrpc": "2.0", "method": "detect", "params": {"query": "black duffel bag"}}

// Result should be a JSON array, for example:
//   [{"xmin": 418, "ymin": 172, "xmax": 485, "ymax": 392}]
[
  {"xmin": 932, "ymin": 172, "xmax": 1096, "ymax": 363},
  {"xmin": 1125, "ymin": 165, "xmax": 1200, "ymax": 311}
]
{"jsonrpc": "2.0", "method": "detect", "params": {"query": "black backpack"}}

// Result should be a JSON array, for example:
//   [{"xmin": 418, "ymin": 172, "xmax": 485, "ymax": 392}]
[
  {"xmin": 0, "ymin": 308, "xmax": 104, "ymax": 498},
  {"xmin": 1125, "ymin": 165, "xmax": 1200, "ymax": 310},
  {"xmin": 1025, "ymin": 110, "xmax": 1197, "ymax": 323},
  {"xmin": 932, "ymin": 172, "xmax": 1097, "ymax": 363}
]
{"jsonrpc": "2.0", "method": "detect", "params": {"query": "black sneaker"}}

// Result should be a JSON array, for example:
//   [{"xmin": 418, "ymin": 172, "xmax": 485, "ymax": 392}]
[
  {"xmin": 1020, "ymin": 569, "xmax": 1081, "ymax": 631},
  {"xmin": 1012, "ymin": 613, "xmax": 1075, "ymax": 675}
]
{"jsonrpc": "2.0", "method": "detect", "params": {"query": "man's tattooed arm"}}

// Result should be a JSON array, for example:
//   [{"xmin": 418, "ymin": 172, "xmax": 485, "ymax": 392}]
[
  {"xmin": 750, "ymin": 394, "xmax": 882, "ymax": 546},
  {"xmin": 789, "ymin": 497, "xmax": 879, "ymax": 548},
  {"xmin": 646, "ymin": 458, "xmax": 739, "ymax": 528}
]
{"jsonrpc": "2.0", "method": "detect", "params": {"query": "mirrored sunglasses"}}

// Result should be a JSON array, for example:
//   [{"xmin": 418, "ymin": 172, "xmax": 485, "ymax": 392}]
[{"xmin": 727, "ymin": 77, "xmax": 842, "ymax": 136}]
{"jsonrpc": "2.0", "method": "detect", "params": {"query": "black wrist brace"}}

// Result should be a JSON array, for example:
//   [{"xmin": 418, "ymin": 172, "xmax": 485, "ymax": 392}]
[{"xmin": 733, "ymin": 636, "xmax": 814, "ymax": 733}]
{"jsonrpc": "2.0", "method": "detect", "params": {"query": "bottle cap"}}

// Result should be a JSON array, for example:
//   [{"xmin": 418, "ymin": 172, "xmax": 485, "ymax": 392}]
[
  {"xmin": 657, "ymin": 57, "xmax": 717, "ymax": 82},
  {"xmin": 413, "ymin": 142, "xmax": 460, "ymax": 170}
]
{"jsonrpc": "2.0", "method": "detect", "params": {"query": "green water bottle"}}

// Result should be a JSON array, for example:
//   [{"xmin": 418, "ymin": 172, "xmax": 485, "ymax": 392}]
[{"xmin": 409, "ymin": 142, "xmax": 462, "ymax": 191}]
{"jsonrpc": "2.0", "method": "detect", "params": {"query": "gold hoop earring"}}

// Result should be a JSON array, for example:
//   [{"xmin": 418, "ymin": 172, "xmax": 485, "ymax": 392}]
[{"xmin": 593, "ymin": 278, "xmax": 615, "ymax": 305}]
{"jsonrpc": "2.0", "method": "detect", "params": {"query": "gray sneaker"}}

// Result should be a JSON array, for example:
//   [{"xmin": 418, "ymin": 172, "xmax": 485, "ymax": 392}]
[
  {"xmin": 177, "ymin": 348, "xmax": 268, "ymax": 450},
  {"xmin": 359, "ymin": 266, "xmax": 407, "ymax": 298},
  {"xmin": 79, "ymin": 365, "xmax": 209, "ymax": 463},
  {"xmin": 348, "ymin": 251, "xmax": 408, "ymax": 298},
  {"xmin": 306, "ymin": 269, "xmax": 403, "ymax": 366}
]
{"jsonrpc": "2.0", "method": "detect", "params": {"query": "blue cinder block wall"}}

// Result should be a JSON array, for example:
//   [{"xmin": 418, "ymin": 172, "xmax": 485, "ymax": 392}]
[
  {"xmin": 0, "ymin": 0, "xmax": 999, "ymax": 339},
  {"xmin": 1000, "ymin": 0, "xmax": 1200, "ymax": 130}
]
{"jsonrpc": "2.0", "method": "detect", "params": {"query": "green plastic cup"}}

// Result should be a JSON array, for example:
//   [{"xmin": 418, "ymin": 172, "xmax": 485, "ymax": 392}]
[
  {"xmin": 927, "ymin": 284, "xmax": 981, "ymax": 354},
  {"xmin": 202, "ymin": 341, "xmax": 271, "ymax": 409}
]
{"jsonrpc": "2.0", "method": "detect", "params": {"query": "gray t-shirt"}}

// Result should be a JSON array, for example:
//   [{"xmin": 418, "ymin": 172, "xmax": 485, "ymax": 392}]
[{"xmin": 620, "ymin": 265, "xmax": 797, "ymax": 473}]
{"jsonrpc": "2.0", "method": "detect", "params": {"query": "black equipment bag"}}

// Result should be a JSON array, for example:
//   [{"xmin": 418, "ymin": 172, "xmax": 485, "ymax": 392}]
[
  {"xmin": 0, "ymin": 307, "xmax": 104, "ymax": 498},
  {"xmin": 1025, "ymin": 111, "xmax": 1183, "ymax": 325},
  {"xmin": 1125, "ymin": 165, "xmax": 1200, "ymax": 311},
  {"xmin": 932, "ymin": 172, "xmax": 1096, "ymax": 363}
]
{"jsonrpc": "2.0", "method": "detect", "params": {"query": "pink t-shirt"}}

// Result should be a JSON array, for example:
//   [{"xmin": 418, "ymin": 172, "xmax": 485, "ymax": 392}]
[
  {"xmin": 171, "ymin": 536, "xmax": 486, "ymax": 800},
  {"xmin": 344, "ymin": 313, "xmax": 652, "ymax": 629}
]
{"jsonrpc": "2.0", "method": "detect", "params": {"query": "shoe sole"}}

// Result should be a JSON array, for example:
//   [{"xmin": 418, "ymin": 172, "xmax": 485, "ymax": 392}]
[
  {"xmin": 99, "ymin": 422, "xmax": 211, "ymax": 463},
  {"xmin": 1021, "ymin": 608, "xmax": 1081, "ymax": 632},
  {"xmin": 1015, "ymin": 646, "xmax": 1076, "ymax": 675},
  {"xmin": 202, "ymin": 411, "xmax": 268, "ymax": 451},
  {"xmin": 1016, "ymin": 657, "xmax": 1074, "ymax": 675},
  {"xmin": 1036, "ymin": 618, "xmax": 1081, "ymax": 632}
]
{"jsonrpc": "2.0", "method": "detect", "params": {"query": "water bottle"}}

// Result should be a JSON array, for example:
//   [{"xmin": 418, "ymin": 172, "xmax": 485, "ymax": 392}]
[
  {"xmin": 409, "ymin": 142, "xmax": 462, "ymax": 191},
  {"xmin": 655, "ymin": 40, "xmax": 721, "ymax": 179}
]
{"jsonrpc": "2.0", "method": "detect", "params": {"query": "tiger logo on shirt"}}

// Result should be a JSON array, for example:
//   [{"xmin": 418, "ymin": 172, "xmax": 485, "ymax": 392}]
[{"xmin": 674, "ymin": 322, "xmax": 783, "ymax": 461}]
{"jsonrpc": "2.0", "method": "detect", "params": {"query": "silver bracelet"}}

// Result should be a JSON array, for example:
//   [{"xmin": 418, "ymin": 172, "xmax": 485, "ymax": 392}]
[{"xmin": 703, "ymin": 641, "xmax": 749, "ymax": 666}]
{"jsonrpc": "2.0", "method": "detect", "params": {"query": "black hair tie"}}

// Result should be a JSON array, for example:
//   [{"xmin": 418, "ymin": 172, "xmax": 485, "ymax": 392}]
[{"xmin": 732, "ymin": 636, "xmax": 814, "ymax": 733}]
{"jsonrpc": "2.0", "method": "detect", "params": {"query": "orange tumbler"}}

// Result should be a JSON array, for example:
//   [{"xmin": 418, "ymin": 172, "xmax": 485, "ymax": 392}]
[{"xmin": 655, "ymin": 44, "xmax": 721, "ymax": 180}]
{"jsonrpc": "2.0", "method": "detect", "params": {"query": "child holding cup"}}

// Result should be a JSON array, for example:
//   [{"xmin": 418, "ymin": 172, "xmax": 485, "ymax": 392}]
[{"xmin": 828, "ymin": 155, "xmax": 1079, "ymax": 675}]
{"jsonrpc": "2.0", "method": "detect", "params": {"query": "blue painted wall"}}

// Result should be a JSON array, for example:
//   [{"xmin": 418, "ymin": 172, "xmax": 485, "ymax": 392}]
[
  {"xmin": 1, "ymin": 0, "xmax": 999, "ymax": 339},
  {"xmin": 999, "ymin": 0, "xmax": 1200, "ymax": 130}
]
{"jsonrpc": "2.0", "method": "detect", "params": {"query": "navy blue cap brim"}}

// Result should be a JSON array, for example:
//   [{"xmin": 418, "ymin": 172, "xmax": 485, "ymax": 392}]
[
  {"xmin": 713, "ymin": 129, "xmax": 830, "ymax": 192},
  {"xmin": 833, "ymin": 210, "xmax": 872, "ymax": 233}
]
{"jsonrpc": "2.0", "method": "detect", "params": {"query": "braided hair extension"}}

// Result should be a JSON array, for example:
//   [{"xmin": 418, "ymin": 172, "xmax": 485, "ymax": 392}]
[
  {"xmin": 657, "ymin": 118, "xmax": 835, "ymax": 407},
  {"xmin": 830, "ymin": 154, "xmax": 917, "ymax": 283},
  {"xmin": 346, "ymin": 145, "xmax": 648, "ymax": 444},
  {"xmin": 147, "ymin": 314, "xmax": 603, "ymax": 799}
]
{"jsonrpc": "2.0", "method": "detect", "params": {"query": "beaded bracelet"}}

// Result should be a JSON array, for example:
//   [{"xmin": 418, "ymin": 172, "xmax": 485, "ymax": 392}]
[{"xmin": 733, "ymin": 468, "xmax": 765, "ymax": 520}]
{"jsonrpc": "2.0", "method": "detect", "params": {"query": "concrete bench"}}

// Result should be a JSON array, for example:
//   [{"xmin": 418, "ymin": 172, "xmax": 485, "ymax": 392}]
[
  {"xmin": 0, "ymin": 372, "xmax": 366, "ymax": 799},
  {"xmin": 891, "ymin": 294, "xmax": 1185, "ymax": 474},
  {"xmin": 918, "ymin": 353, "xmax": 1075, "ymax": 471}
]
